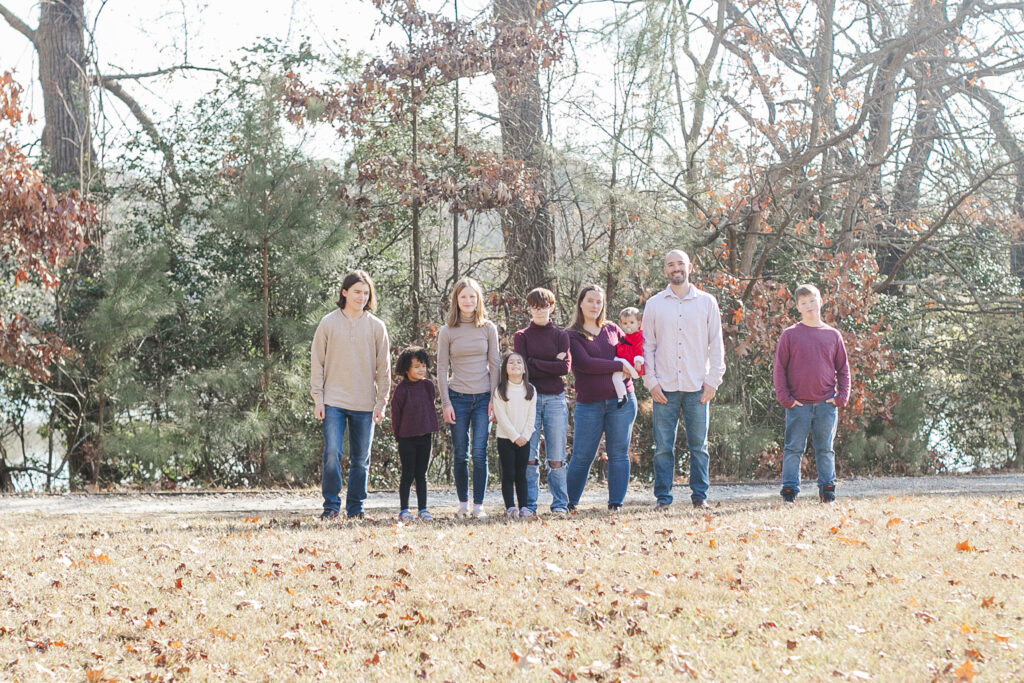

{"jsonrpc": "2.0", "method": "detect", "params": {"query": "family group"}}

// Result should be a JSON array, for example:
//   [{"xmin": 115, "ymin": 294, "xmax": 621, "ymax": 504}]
[{"xmin": 309, "ymin": 250, "xmax": 851, "ymax": 521}]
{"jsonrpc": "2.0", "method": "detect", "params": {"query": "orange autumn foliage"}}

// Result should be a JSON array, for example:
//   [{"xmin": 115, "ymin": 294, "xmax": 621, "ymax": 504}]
[
  {"xmin": 1, "ymin": 71, "xmax": 92, "ymax": 380},
  {"xmin": 714, "ymin": 244, "xmax": 896, "ymax": 435}
]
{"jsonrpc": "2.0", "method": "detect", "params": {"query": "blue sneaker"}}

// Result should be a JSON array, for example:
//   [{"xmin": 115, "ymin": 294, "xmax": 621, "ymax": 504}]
[
  {"xmin": 398, "ymin": 509, "xmax": 414, "ymax": 522},
  {"xmin": 417, "ymin": 510, "xmax": 433, "ymax": 521}
]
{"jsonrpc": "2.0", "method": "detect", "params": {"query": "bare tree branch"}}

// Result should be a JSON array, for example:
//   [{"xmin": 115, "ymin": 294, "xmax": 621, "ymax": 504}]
[
  {"xmin": 873, "ymin": 161, "xmax": 1014, "ymax": 292},
  {"xmin": 99, "ymin": 64, "xmax": 227, "ymax": 81},
  {"xmin": 94, "ymin": 76, "xmax": 182, "ymax": 188},
  {"xmin": 0, "ymin": 2, "xmax": 36, "ymax": 42}
]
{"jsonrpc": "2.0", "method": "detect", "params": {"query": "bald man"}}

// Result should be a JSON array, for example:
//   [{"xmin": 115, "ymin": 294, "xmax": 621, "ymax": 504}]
[{"xmin": 641, "ymin": 250, "xmax": 726, "ymax": 509}]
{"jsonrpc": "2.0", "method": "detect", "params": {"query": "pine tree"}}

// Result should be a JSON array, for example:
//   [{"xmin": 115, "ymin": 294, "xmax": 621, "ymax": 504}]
[{"xmin": 167, "ymin": 73, "xmax": 351, "ymax": 484}]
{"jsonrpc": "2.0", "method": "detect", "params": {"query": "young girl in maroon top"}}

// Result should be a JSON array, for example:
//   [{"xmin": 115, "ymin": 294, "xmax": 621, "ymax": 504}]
[{"xmin": 391, "ymin": 347, "xmax": 440, "ymax": 521}]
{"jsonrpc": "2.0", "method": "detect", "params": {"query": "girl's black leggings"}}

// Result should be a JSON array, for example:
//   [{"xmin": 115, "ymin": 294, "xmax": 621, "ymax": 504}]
[
  {"xmin": 397, "ymin": 434, "xmax": 431, "ymax": 511},
  {"xmin": 497, "ymin": 437, "xmax": 529, "ymax": 510}
]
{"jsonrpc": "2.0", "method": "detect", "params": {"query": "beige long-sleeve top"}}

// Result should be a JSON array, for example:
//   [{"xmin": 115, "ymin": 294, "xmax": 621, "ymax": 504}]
[
  {"xmin": 436, "ymin": 321, "xmax": 500, "ymax": 408},
  {"xmin": 310, "ymin": 309, "xmax": 391, "ymax": 413},
  {"xmin": 641, "ymin": 284, "xmax": 726, "ymax": 393},
  {"xmin": 491, "ymin": 381, "xmax": 537, "ymax": 442}
]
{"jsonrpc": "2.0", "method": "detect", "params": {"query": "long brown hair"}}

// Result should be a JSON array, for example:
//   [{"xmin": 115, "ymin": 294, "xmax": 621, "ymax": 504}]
[
  {"xmin": 496, "ymin": 352, "xmax": 535, "ymax": 402},
  {"xmin": 336, "ymin": 270, "xmax": 378, "ymax": 312},
  {"xmin": 445, "ymin": 277, "xmax": 488, "ymax": 327},
  {"xmin": 571, "ymin": 284, "xmax": 606, "ymax": 337}
]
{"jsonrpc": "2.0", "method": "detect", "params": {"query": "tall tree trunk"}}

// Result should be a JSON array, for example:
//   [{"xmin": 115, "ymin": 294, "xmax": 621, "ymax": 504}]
[
  {"xmin": 1013, "ymin": 426, "xmax": 1024, "ymax": 470},
  {"xmin": 36, "ymin": 0, "xmax": 93, "ymax": 182},
  {"xmin": 411, "ymin": 105, "xmax": 423, "ymax": 337},
  {"xmin": 452, "ymin": 0, "xmax": 461, "ymax": 283},
  {"xmin": 47, "ymin": 403, "xmax": 56, "ymax": 491},
  {"xmin": 878, "ymin": 0, "xmax": 947, "ymax": 280},
  {"xmin": 94, "ymin": 371, "xmax": 104, "ymax": 486},
  {"xmin": 675, "ymin": 0, "xmax": 726, "ymax": 221},
  {"xmin": 0, "ymin": 455, "xmax": 12, "ymax": 492},
  {"xmin": 493, "ymin": 0, "xmax": 554, "ymax": 298},
  {"xmin": 837, "ymin": 28, "xmax": 907, "ymax": 252},
  {"xmin": 259, "ymin": 234, "xmax": 271, "ymax": 482},
  {"xmin": 35, "ymin": 0, "xmax": 97, "ymax": 488},
  {"xmin": 605, "ymin": 164, "xmax": 619, "ymax": 304}
]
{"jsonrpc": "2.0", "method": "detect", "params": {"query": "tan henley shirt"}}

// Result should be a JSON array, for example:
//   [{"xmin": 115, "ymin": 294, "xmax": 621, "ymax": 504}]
[{"xmin": 310, "ymin": 309, "xmax": 391, "ymax": 413}]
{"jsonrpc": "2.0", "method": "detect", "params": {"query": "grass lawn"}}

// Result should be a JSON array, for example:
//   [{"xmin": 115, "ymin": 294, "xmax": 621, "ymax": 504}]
[{"xmin": 1, "ymin": 495, "xmax": 1022, "ymax": 681}]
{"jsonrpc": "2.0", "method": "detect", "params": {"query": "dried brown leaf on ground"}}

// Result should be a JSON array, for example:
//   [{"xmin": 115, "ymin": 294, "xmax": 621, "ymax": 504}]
[{"xmin": 0, "ymin": 495, "xmax": 1021, "ymax": 680}]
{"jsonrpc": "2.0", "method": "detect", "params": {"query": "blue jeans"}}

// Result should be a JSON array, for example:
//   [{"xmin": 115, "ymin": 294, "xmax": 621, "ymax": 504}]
[
  {"xmin": 449, "ymin": 390, "xmax": 492, "ymax": 504},
  {"xmin": 652, "ymin": 390, "xmax": 709, "ymax": 505},
  {"xmin": 781, "ymin": 401, "xmax": 837, "ymax": 494},
  {"xmin": 526, "ymin": 392, "xmax": 569, "ymax": 512},
  {"xmin": 321, "ymin": 406, "xmax": 375, "ymax": 516},
  {"xmin": 567, "ymin": 394, "xmax": 637, "ymax": 507}
]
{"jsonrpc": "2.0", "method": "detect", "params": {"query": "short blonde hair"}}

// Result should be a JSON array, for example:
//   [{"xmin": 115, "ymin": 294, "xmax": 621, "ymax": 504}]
[{"xmin": 446, "ymin": 277, "xmax": 489, "ymax": 327}]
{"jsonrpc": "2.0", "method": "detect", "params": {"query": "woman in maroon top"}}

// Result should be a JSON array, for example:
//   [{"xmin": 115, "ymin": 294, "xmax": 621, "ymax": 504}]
[{"xmin": 565, "ymin": 285, "xmax": 638, "ymax": 511}]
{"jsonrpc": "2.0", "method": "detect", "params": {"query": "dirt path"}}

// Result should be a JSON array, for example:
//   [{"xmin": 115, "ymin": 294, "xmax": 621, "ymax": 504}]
[{"xmin": 1, "ymin": 473, "xmax": 1021, "ymax": 518}]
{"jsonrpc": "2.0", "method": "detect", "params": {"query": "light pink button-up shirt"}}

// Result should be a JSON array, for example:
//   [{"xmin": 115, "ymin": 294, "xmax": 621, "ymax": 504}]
[{"xmin": 641, "ymin": 284, "xmax": 726, "ymax": 392}]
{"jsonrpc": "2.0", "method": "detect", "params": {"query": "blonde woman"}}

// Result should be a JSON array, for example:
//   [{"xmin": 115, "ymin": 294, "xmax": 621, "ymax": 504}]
[{"xmin": 437, "ymin": 278, "xmax": 500, "ymax": 517}]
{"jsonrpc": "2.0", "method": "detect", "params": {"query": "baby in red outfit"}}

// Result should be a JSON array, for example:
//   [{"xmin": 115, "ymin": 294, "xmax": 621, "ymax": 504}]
[{"xmin": 613, "ymin": 307, "xmax": 644, "ymax": 407}]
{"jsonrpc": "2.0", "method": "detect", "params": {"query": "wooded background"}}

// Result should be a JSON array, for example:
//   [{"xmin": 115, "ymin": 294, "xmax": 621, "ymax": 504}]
[{"xmin": 2, "ymin": 0, "xmax": 1022, "ymax": 491}]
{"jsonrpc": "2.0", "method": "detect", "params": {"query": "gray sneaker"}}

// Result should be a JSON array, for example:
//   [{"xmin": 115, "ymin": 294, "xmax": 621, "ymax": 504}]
[{"xmin": 654, "ymin": 502, "xmax": 671, "ymax": 512}]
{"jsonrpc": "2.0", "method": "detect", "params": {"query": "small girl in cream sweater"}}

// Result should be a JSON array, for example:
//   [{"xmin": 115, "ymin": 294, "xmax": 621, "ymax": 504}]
[{"xmin": 491, "ymin": 352, "xmax": 537, "ymax": 519}]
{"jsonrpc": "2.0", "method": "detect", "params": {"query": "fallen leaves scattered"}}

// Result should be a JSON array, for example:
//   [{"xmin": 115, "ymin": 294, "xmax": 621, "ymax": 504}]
[{"xmin": 0, "ymin": 496, "xmax": 1019, "ymax": 680}]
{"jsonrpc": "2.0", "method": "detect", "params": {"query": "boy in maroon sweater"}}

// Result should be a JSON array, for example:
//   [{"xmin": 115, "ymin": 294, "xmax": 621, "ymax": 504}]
[
  {"xmin": 512, "ymin": 288, "xmax": 571, "ymax": 515},
  {"xmin": 772, "ymin": 284, "xmax": 850, "ymax": 503}
]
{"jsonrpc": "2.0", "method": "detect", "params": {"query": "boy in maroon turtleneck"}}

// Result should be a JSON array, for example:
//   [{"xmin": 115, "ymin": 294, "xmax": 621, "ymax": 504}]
[
  {"xmin": 773, "ymin": 284, "xmax": 850, "ymax": 504},
  {"xmin": 512, "ymin": 287, "xmax": 571, "ymax": 515}
]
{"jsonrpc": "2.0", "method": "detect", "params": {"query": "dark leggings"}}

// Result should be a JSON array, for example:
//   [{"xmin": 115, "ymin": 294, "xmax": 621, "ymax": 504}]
[
  {"xmin": 497, "ymin": 437, "xmax": 529, "ymax": 510},
  {"xmin": 398, "ymin": 434, "xmax": 432, "ymax": 511}
]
